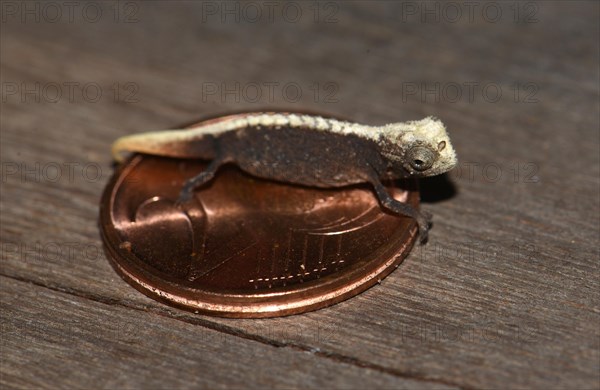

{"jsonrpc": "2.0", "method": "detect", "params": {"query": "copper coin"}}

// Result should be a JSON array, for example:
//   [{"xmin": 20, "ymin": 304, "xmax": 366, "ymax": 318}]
[{"xmin": 99, "ymin": 113, "xmax": 420, "ymax": 318}]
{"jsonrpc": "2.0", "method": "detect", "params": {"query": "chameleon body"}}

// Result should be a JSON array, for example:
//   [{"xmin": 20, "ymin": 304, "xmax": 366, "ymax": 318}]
[{"xmin": 112, "ymin": 112, "xmax": 457, "ymax": 242}]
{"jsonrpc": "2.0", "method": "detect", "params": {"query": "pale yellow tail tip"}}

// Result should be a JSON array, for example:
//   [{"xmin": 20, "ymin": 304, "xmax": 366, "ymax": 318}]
[{"xmin": 111, "ymin": 137, "xmax": 130, "ymax": 163}]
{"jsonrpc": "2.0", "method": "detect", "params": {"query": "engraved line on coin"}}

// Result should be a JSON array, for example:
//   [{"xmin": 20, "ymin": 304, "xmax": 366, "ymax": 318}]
[
  {"xmin": 186, "ymin": 230, "xmax": 208, "ymax": 282},
  {"xmin": 253, "ymin": 242, "xmax": 277, "ymax": 290},
  {"xmin": 284, "ymin": 229, "xmax": 292, "ymax": 275},
  {"xmin": 175, "ymin": 195, "xmax": 210, "ymax": 281},
  {"xmin": 304, "ymin": 202, "xmax": 378, "ymax": 230},
  {"xmin": 252, "ymin": 242, "xmax": 265, "ymax": 290},
  {"xmin": 300, "ymin": 234, "xmax": 309, "ymax": 281},
  {"xmin": 335, "ymin": 235, "xmax": 343, "ymax": 271},
  {"xmin": 297, "ymin": 212, "xmax": 386, "ymax": 235},
  {"xmin": 193, "ymin": 241, "xmax": 258, "ymax": 281},
  {"xmin": 317, "ymin": 236, "xmax": 325, "ymax": 278},
  {"xmin": 112, "ymin": 155, "xmax": 144, "ymax": 227}
]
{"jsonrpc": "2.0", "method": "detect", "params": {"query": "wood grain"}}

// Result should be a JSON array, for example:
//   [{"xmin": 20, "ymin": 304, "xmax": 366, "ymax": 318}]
[
  {"xmin": 2, "ymin": 276, "xmax": 454, "ymax": 389},
  {"xmin": 1, "ymin": 1, "xmax": 598, "ymax": 389}
]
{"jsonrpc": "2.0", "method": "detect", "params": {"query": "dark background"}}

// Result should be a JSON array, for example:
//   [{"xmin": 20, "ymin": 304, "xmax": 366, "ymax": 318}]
[{"xmin": 1, "ymin": 1, "xmax": 599, "ymax": 388}]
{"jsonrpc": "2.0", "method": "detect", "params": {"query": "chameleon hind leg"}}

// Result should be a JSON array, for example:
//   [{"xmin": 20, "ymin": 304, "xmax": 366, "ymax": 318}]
[
  {"xmin": 368, "ymin": 174, "xmax": 432, "ymax": 244},
  {"xmin": 178, "ymin": 156, "xmax": 229, "ymax": 203}
]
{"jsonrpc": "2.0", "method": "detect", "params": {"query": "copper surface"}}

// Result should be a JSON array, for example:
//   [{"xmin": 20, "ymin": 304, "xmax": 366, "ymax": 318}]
[{"xmin": 99, "ymin": 114, "xmax": 420, "ymax": 318}]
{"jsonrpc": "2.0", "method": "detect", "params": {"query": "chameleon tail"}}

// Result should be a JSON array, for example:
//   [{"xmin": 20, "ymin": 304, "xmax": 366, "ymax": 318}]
[{"xmin": 111, "ymin": 129, "xmax": 218, "ymax": 163}]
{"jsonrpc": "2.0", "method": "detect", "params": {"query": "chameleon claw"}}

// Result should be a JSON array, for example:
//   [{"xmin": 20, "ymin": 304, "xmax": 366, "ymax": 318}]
[
  {"xmin": 421, "ymin": 210, "xmax": 433, "ymax": 223},
  {"xmin": 416, "ymin": 211, "xmax": 432, "ymax": 244}
]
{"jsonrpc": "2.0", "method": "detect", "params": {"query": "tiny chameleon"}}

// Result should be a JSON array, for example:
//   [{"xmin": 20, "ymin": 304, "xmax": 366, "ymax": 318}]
[{"xmin": 112, "ymin": 112, "xmax": 458, "ymax": 243}]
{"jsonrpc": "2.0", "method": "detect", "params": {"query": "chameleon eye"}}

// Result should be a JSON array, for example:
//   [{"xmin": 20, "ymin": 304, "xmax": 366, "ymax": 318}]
[{"xmin": 407, "ymin": 146, "xmax": 435, "ymax": 171}]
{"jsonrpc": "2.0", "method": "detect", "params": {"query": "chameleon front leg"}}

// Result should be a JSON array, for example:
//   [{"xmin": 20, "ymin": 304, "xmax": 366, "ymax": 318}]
[
  {"xmin": 178, "ymin": 155, "xmax": 229, "ymax": 203},
  {"xmin": 368, "ymin": 173, "xmax": 432, "ymax": 243}
]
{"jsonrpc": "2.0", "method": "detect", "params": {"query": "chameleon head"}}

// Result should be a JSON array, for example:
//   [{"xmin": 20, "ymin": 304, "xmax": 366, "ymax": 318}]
[{"xmin": 380, "ymin": 117, "xmax": 457, "ymax": 177}]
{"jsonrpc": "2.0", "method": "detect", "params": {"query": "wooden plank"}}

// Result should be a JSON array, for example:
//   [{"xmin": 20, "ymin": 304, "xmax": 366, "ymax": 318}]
[
  {"xmin": 1, "ymin": 276, "xmax": 454, "ymax": 389},
  {"xmin": 1, "ymin": 1, "xmax": 598, "ymax": 389}
]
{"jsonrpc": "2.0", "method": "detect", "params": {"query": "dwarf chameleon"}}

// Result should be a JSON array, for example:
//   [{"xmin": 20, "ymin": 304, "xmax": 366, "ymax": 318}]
[{"xmin": 112, "ymin": 112, "xmax": 457, "ymax": 243}]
